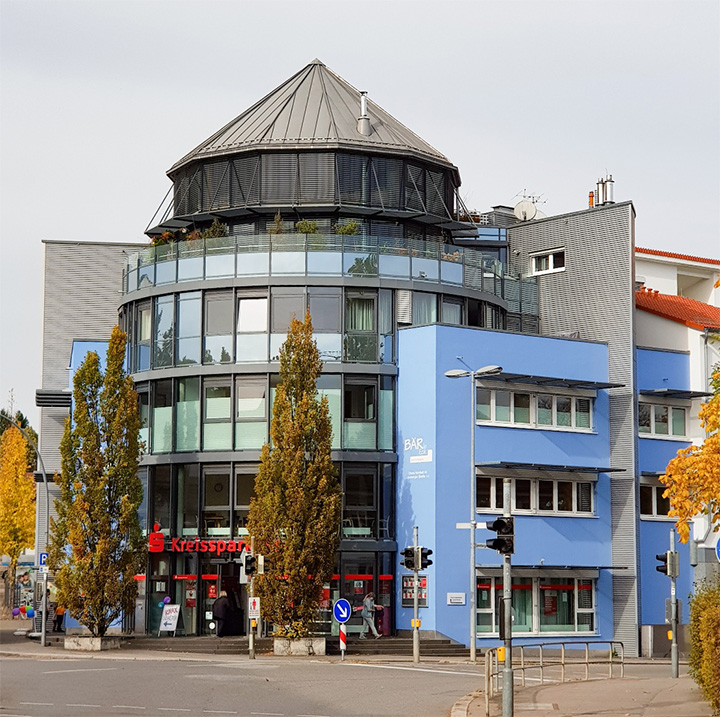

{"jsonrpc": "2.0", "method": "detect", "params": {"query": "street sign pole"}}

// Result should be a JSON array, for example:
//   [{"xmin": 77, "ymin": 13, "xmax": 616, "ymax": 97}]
[
  {"xmin": 670, "ymin": 529, "xmax": 678, "ymax": 679},
  {"xmin": 340, "ymin": 623, "xmax": 347, "ymax": 660},
  {"xmin": 249, "ymin": 536, "xmax": 255, "ymax": 660},
  {"xmin": 502, "ymin": 477, "xmax": 514, "ymax": 717},
  {"xmin": 413, "ymin": 525, "xmax": 420, "ymax": 664}
]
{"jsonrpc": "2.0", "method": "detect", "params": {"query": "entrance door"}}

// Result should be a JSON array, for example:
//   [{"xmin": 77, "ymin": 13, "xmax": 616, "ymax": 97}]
[{"xmin": 200, "ymin": 561, "xmax": 246, "ymax": 636}]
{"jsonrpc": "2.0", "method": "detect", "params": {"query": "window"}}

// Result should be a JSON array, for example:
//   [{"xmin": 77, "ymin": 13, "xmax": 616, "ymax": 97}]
[
  {"xmin": 204, "ymin": 293, "xmax": 233, "ymax": 364},
  {"xmin": 153, "ymin": 296, "xmax": 174, "ymax": 369},
  {"xmin": 152, "ymin": 466, "xmax": 171, "ymax": 534},
  {"xmin": 477, "ymin": 475, "xmax": 594, "ymax": 515},
  {"xmin": 176, "ymin": 378, "xmax": 200, "ymax": 452},
  {"xmin": 152, "ymin": 380, "xmax": 173, "ymax": 453},
  {"xmin": 476, "ymin": 575, "xmax": 595, "ymax": 635},
  {"xmin": 441, "ymin": 298, "xmax": 463, "ymax": 325},
  {"xmin": 640, "ymin": 484, "xmax": 671, "ymax": 517},
  {"xmin": 176, "ymin": 465, "xmax": 199, "ymax": 536},
  {"xmin": 309, "ymin": 288, "xmax": 342, "ymax": 362},
  {"xmin": 317, "ymin": 375, "xmax": 341, "ymax": 450},
  {"xmin": 236, "ymin": 295, "xmax": 268, "ymax": 362},
  {"xmin": 531, "ymin": 249, "xmax": 565, "ymax": 275},
  {"xmin": 176, "ymin": 292, "xmax": 201, "ymax": 365},
  {"xmin": 235, "ymin": 377, "xmax": 267, "ymax": 450},
  {"xmin": 345, "ymin": 293, "xmax": 377, "ymax": 362},
  {"xmin": 203, "ymin": 380, "xmax": 232, "ymax": 450},
  {"xmin": 135, "ymin": 302, "xmax": 152, "ymax": 371},
  {"xmin": 234, "ymin": 470, "xmax": 255, "ymax": 537},
  {"xmin": 476, "ymin": 388, "xmax": 594, "ymax": 431},
  {"xmin": 412, "ymin": 292, "xmax": 437, "ymax": 325},
  {"xmin": 638, "ymin": 402, "xmax": 686, "ymax": 437},
  {"xmin": 202, "ymin": 468, "xmax": 230, "ymax": 536},
  {"xmin": 344, "ymin": 380, "xmax": 376, "ymax": 450},
  {"xmin": 343, "ymin": 467, "xmax": 376, "ymax": 538}
]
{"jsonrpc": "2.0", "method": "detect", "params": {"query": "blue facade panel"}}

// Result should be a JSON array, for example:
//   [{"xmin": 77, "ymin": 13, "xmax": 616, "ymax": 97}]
[
  {"xmin": 638, "ymin": 437, "xmax": 689, "ymax": 474},
  {"xmin": 636, "ymin": 348, "xmax": 690, "ymax": 392},
  {"xmin": 397, "ymin": 325, "xmax": 614, "ymax": 646}
]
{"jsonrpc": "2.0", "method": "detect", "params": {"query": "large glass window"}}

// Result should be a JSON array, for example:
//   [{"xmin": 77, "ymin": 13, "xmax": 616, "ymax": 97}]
[
  {"xmin": 234, "ymin": 470, "xmax": 255, "ymax": 537},
  {"xmin": 135, "ymin": 302, "xmax": 152, "ymax": 371},
  {"xmin": 638, "ymin": 402, "xmax": 686, "ymax": 437},
  {"xmin": 343, "ymin": 466, "xmax": 376, "ymax": 538},
  {"xmin": 176, "ymin": 292, "xmax": 202, "ymax": 365},
  {"xmin": 204, "ymin": 293, "xmax": 233, "ymax": 364},
  {"xmin": 202, "ymin": 468, "xmax": 230, "ymax": 536},
  {"xmin": 477, "ymin": 475, "xmax": 594, "ymax": 515},
  {"xmin": 317, "ymin": 375, "xmax": 341, "ymax": 450},
  {"xmin": 378, "ymin": 289, "xmax": 394, "ymax": 364},
  {"xmin": 412, "ymin": 292, "xmax": 437, "ymax": 325},
  {"xmin": 138, "ymin": 388, "xmax": 149, "ymax": 449},
  {"xmin": 345, "ymin": 293, "xmax": 377, "ymax": 362},
  {"xmin": 203, "ymin": 380, "xmax": 232, "ymax": 450},
  {"xmin": 152, "ymin": 465, "xmax": 171, "ymax": 534},
  {"xmin": 344, "ymin": 380, "xmax": 376, "ymax": 449},
  {"xmin": 152, "ymin": 380, "xmax": 173, "ymax": 453},
  {"xmin": 176, "ymin": 465, "xmax": 199, "ymax": 536},
  {"xmin": 176, "ymin": 378, "xmax": 200, "ymax": 452},
  {"xmin": 236, "ymin": 295, "xmax": 268, "ymax": 362},
  {"xmin": 153, "ymin": 295, "xmax": 175, "ymax": 369},
  {"xmin": 235, "ymin": 377, "xmax": 267, "ymax": 450},
  {"xmin": 476, "ymin": 575, "xmax": 595, "ymax": 635},
  {"xmin": 378, "ymin": 376, "xmax": 394, "ymax": 451}
]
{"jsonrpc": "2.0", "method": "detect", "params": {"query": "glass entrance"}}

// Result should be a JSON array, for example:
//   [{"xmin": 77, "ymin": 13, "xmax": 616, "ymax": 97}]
[{"xmin": 200, "ymin": 561, "xmax": 247, "ymax": 636}]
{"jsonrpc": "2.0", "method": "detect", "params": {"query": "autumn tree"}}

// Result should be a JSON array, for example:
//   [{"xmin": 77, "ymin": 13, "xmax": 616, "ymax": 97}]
[
  {"xmin": 247, "ymin": 311, "xmax": 341, "ymax": 637},
  {"xmin": 0, "ymin": 427, "xmax": 35, "ymax": 591},
  {"xmin": 1, "ymin": 407, "xmax": 38, "ymax": 472},
  {"xmin": 48, "ymin": 326, "xmax": 145, "ymax": 637},
  {"xmin": 660, "ymin": 366, "xmax": 720, "ymax": 542}
]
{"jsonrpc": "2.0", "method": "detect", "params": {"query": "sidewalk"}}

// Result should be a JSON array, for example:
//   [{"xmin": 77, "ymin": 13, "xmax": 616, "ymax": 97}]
[{"xmin": 460, "ymin": 671, "xmax": 713, "ymax": 717}]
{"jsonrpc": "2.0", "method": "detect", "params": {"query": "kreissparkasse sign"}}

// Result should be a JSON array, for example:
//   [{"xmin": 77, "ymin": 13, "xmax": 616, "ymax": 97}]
[{"xmin": 148, "ymin": 523, "xmax": 247, "ymax": 555}]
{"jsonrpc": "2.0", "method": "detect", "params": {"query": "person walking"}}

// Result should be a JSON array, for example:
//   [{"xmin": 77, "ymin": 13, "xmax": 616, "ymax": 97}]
[
  {"xmin": 359, "ymin": 592, "xmax": 382, "ymax": 639},
  {"xmin": 53, "ymin": 605, "xmax": 65, "ymax": 632},
  {"xmin": 212, "ymin": 590, "xmax": 233, "ymax": 637}
]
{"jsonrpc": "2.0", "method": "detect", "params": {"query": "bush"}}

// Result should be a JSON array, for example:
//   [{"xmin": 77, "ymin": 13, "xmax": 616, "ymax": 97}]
[
  {"xmin": 689, "ymin": 576, "xmax": 720, "ymax": 713},
  {"xmin": 336, "ymin": 219, "xmax": 359, "ymax": 235},
  {"xmin": 295, "ymin": 219, "xmax": 318, "ymax": 235}
]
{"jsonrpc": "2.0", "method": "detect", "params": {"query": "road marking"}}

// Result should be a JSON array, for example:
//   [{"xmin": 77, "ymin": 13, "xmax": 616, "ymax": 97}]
[
  {"xmin": 346, "ymin": 663, "xmax": 480, "ymax": 677},
  {"xmin": 67, "ymin": 705, "xmax": 102, "ymax": 708},
  {"xmin": 20, "ymin": 703, "xmax": 54, "ymax": 707},
  {"xmin": 158, "ymin": 710, "xmax": 192, "ymax": 713},
  {"xmin": 251, "ymin": 713, "xmax": 284, "ymax": 716},
  {"xmin": 203, "ymin": 712, "xmax": 238, "ymax": 715},
  {"xmin": 44, "ymin": 667, "xmax": 118, "ymax": 674},
  {"xmin": 113, "ymin": 706, "xmax": 146, "ymax": 710},
  {"xmin": 2, "ymin": 713, "xmax": 32, "ymax": 717}
]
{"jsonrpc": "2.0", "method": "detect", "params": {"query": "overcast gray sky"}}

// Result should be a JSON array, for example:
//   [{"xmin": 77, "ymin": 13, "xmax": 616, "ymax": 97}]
[{"xmin": 1, "ymin": 0, "xmax": 718, "ymax": 428}]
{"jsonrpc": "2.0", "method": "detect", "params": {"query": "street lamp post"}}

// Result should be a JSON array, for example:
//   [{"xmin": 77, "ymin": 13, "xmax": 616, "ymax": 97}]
[{"xmin": 445, "ymin": 364, "xmax": 502, "ymax": 664}]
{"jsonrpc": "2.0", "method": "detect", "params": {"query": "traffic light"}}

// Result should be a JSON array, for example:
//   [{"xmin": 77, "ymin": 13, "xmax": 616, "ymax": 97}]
[
  {"xmin": 486, "ymin": 516, "xmax": 514, "ymax": 555},
  {"xmin": 420, "ymin": 547, "xmax": 433, "ymax": 569},
  {"xmin": 244, "ymin": 554, "xmax": 257, "ymax": 577},
  {"xmin": 401, "ymin": 546, "xmax": 416, "ymax": 571},
  {"xmin": 656, "ymin": 551, "xmax": 679, "ymax": 578}
]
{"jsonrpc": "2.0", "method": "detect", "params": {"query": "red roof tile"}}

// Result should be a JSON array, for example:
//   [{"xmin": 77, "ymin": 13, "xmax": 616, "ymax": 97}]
[
  {"xmin": 635, "ymin": 287, "xmax": 720, "ymax": 330},
  {"xmin": 636, "ymin": 247, "xmax": 720, "ymax": 266}
]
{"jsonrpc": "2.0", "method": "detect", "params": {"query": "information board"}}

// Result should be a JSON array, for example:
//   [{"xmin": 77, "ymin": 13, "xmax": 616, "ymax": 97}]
[{"xmin": 401, "ymin": 575, "xmax": 428, "ymax": 608}]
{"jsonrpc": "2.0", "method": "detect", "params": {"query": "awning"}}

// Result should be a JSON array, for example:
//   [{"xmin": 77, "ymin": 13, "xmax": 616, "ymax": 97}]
[
  {"xmin": 479, "ymin": 372, "xmax": 623, "ymax": 391},
  {"xmin": 639, "ymin": 388, "xmax": 711, "ymax": 400},
  {"xmin": 477, "ymin": 461, "xmax": 624, "ymax": 474}
]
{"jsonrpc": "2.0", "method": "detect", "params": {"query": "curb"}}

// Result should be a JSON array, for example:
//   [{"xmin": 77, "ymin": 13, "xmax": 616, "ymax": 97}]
[{"xmin": 451, "ymin": 689, "xmax": 482, "ymax": 717}]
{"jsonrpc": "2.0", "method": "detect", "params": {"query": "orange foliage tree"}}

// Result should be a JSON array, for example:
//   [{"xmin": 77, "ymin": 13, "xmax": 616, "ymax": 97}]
[{"xmin": 660, "ymin": 367, "xmax": 720, "ymax": 543}]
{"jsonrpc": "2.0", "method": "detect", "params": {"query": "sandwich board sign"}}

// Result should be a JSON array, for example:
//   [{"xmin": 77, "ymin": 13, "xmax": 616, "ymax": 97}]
[{"xmin": 158, "ymin": 604, "xmax": 181, "ymax": 636}]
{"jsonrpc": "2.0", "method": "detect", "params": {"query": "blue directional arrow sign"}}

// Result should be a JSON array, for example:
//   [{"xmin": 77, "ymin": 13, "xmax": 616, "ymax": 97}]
[
  {"xmin": 716, "ymin": 540, "xmax": 720, "ymax": 564},
  {"xmin": 333, "ymin": 598, "xmax": 351, "ymax": 624}
]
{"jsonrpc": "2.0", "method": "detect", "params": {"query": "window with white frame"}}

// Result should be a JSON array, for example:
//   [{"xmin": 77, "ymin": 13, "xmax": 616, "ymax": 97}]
[
  {"xmin": 476, "ymin": 475, "xmax": 594, "ymax": 515},
  {"xmin": 639, "ymin": 484, "xmax": 671, "ymax": 517},
  {"xmin": 638, "ymin": 403, "xmax": 686, "ymax": 437},
  {"xmin": 477, "ymin": 387, "xmax": 593, "ymax": 431},
  {"xmin": 530, "ymin": 249, "xmax": 565, "ymax": 276},
  {"xmin": 476, "ymin": 575, "xmax": 595, "ymax": 635}
]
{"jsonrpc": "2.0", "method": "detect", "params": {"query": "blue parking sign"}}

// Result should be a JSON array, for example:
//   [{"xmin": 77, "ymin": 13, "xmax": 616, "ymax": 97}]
[
  {"xmin": 333, "ymin": 598, "xmax": 351, "ymax": 624},
  {"xmin": 39, "ymin": 552, "xmax": 48, "ymax": 566}
]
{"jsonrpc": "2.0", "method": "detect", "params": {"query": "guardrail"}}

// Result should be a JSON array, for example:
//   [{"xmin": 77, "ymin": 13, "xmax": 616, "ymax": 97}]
[{"xmin": 483, "ymin": 641, "xmax": 625, "ymax": 716}]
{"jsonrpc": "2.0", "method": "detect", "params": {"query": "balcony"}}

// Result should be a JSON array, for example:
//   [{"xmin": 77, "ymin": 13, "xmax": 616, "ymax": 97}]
[{"xmin": 123, "ymin": 234, "xmax": 505, "ymax": 298}]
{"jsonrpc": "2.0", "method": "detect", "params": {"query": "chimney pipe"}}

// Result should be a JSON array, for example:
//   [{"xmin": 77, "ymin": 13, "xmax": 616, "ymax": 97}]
[
  {"xmin": 596, "ymin": 177, "xmax": 605, "ymax": 206},
  {"xmin": 357, "ymin": 91, "xmax": 371, "ymax": 136},
  {"xmin": 588, "ymin": 191, "xmax": 595, "ymax": 208},
  {"xmin": 605, "ymin": 174, "xmax": 614, "ymax": 203}
]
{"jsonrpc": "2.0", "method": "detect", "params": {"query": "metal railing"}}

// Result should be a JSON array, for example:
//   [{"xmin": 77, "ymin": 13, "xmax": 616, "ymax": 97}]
[{"xmin": 484, "ymin": 641, "xmax": 625, "ymax": 716}]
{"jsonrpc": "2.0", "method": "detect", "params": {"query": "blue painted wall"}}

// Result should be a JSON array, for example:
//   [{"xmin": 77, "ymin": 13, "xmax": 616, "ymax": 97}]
[
  {"xmin": 397, "ymin": 325, "xmax": 614, "ymax": 646},
  {"xmin": 636, "ymin": 347, "xmax": 690, "ymax": 392}
]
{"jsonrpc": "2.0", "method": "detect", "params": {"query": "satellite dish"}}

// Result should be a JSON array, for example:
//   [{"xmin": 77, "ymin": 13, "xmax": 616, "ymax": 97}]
[{"xmin": 514, "ymin": 200, "xmax": 537, "ymax": 221}]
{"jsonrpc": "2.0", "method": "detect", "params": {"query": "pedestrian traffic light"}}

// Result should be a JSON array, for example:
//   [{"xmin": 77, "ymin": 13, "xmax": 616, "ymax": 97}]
[
  {"xmin": 656, "ymin": 551, "xmax": 679, "ymax": 578},
  {"xmin": 420, "ymin": 547, "xmax": 433, "ymax": 569},
  {"xmin": 486, "ymin": 516, "xmax": 514, "ymax": 555},
  {"xmin": 401, "ymin": 546, "xmax": 416, "ymax": 571},
  {"xmin": 244, "ymin": 554, "xmax": 257, "ymax": 577}
]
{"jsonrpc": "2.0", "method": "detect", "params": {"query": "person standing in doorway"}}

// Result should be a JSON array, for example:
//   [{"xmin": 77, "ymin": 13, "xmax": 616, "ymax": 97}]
[
  {"xmin": 360, "ymin": 592, "xmax": 382, "ymax": 639},
  {"xmin": 212, "ymin": 590, "xmax": 233, "ymax": 637}
]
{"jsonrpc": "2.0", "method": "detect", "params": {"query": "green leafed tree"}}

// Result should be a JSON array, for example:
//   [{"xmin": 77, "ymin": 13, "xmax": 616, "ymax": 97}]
[
  {"xmin": 48, "ymin": 326, "xmax": 146, "ymax": 637},
  {"xmin": 247, "ymin": 310, "xmax": 341, "ymax": 637}
]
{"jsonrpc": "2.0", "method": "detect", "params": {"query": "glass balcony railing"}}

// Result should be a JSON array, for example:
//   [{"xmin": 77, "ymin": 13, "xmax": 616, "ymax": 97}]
[{"xmin": 123, "ymin": 234, "xmax": 506, "ymax": 299}]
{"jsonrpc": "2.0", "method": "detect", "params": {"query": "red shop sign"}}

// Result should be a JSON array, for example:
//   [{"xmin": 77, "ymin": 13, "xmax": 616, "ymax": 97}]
[{"xmin": 148, "ymin": 524, "xmax": 246, "ymax": 555}]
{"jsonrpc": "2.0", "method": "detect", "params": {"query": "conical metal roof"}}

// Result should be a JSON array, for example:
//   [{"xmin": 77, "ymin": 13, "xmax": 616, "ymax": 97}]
[{"xmin": 169, "ymin": 60, "xmax": 456, "ymax": 174}]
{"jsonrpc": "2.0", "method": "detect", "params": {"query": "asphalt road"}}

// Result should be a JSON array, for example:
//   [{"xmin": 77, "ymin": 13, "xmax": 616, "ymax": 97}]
[{"xmin": 0, "ymin": 655, "xmax": 484, "ymax": 717}]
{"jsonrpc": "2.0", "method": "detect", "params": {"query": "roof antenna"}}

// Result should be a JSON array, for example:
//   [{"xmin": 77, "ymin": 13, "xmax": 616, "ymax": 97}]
[{"xmin": 357, "ymin": 91, "xmax": 371, "ymax": 136}]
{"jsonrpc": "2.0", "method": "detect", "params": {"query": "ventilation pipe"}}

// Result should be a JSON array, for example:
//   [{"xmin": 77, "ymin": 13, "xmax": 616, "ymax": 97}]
[
  {"xmin": 591, "ymin": 174, "xmax": 615, "ymax": 207},
  {"xmin": 357, "ymin": 91, "xmax": 371, "ymax": 136},
  {"xmin": 588, "ymin": 191, "xmax": 595, "ymax": 208},
  {"xmin": 604, "ymin": 174, "xmax": 614, "ymax": 203}
]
